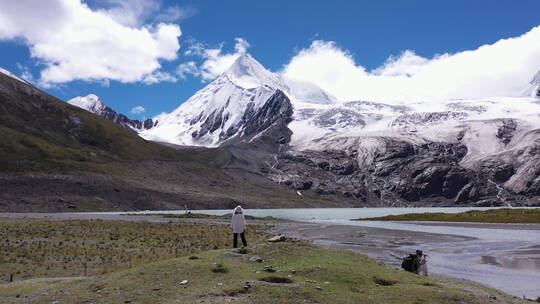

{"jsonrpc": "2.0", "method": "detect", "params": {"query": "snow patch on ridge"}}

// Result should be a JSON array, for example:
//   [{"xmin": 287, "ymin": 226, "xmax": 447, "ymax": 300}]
[
  {"xmin": 0, "ymin": 67, "xmax": 28, "ymax": 84},
  {"xmin": 68, "ymin": 94, "xmax": 107, "ymax": 114}
]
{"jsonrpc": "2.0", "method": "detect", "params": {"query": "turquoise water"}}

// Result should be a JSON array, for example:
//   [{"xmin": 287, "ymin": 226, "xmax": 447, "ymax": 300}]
[
  {"xmin": 118, "ymin": 206, "xmax": 512, "ymax": 221},
  {"xmin": 102, "ymin": 207, "xmax": 540, "ymax": 241}
]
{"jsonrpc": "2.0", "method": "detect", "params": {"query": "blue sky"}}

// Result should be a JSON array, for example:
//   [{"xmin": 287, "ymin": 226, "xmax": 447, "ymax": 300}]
[{"xmin": 0, "ymin": 0, "xmax": 539, "ymax": 119}]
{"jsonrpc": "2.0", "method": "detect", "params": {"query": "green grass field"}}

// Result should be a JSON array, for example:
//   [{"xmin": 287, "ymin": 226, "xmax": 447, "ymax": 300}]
[
  {"xmin": 0, "ymin": 240, "xmax": 527, "ymax": 304},
  {"xmin": 0, "ymin": 217, "xmax": 531, "ymax": 304},
  {"xmin": 353, "ymin": 208, "xmax": 540, "ymax": 223}
]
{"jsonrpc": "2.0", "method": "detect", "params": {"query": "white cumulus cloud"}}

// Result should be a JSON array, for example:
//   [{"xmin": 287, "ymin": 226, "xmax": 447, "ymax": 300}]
[
  {"xmin": 99, "ymin": 0, "xmax": 195, "ymax": 27},
  {"xmin": 130, "ymin": 105, "xmax": 146, "ymax": 114},
  {"xmin": 142, "ymin": 71, "xmax": 177, "ymax": 84},
  {"xmin": 176, "ymin": 61, "xmax": 199, "ymax": 79},
  {"xmin": 178, "ymin": 37, "xmax": 250, "ymax": 81},
  {"xmin": 282, "ymin": 26, "xmax": 540, "ymax": 102},
  {"xmin": 0, "ymin": 0, "xmax": 182, "ymax": 85}
]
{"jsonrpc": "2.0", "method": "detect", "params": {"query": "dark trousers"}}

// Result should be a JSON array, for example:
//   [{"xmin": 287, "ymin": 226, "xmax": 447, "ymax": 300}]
[{"xmin": 233, "ymin": 232, "xmax": 247, "ymax": 248}]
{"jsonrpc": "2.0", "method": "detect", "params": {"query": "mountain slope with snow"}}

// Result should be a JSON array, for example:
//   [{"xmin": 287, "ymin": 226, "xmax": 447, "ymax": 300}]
[
  {"xmin": 0, "ymin": 67, "xmax": 28, "ymax": 84},
  {"xmin": 140, "ymin": 54, "xmax": 330, "ymax": 147},
  {"xmin": 68, "ymin": 94, "xmax": 156, "ymax": 131},
  {"xmin": 71, "ymin": 55, "xmax": 540, "ymax": 207}
]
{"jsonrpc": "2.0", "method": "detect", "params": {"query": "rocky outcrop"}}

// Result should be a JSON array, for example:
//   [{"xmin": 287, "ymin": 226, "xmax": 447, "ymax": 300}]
[
  {"xmin": 530, "ymin": 70, "xmax": 540, "ymax": 97},
  {"xmin": 496, "ymin": 119, "xmax": 517, "ymax": 145},
  {"xmin": 99, "ymin": 106, "xmax": 156, "ymax": 131},
  {"xmin": 223, "ymin": 90, "xmax": 293, "ymax": 151},
  {"xmin": 264, "ymin": 134, "xmax": 539, "ymax": 206}
]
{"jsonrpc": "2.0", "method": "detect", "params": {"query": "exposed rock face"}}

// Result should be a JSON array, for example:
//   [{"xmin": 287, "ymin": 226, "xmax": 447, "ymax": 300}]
[
  {"xmin": 530, "ymin": 70, "xmax": 540, "ymax": 97},
  {"xmin": 265, "ymin": 133, "xmax": 540, "ymax": 206},
  {"xmin": 496, "ymin": 119, "xmax": 517, "ymax": 145},
  {"xmin": 98, "ymin": 106, "xmax": 156, "ymax": 131}
]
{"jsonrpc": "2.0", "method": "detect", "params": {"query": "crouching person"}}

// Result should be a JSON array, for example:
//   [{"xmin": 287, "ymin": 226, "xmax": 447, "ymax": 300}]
[{"xmin": 402, "ymin": 249, "xmax": 428, "ymax": 276}]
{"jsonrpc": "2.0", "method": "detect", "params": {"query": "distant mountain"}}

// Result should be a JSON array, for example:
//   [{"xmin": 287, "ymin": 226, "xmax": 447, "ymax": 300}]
[
  {"xmin": 0, "ymin": 67, "xmax": 336, "ymax": 212},
  {"xmin": 65, "ymin": 58, "xmax": 540, "ymax": 207},
  {"xmin": 68, "ymin": 94, "xmax": 156, "ymax": 131}
]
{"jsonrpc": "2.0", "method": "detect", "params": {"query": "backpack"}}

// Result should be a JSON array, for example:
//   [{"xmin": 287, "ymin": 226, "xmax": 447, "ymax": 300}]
[{"xmin": 401, "ymin": 254, "xmax": 416, "ymax": 272}]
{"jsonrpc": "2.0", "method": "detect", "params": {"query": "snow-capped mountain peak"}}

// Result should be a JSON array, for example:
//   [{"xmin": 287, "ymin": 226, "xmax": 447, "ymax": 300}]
[
  {"xmin": 140, "ymin": 54, "xmax": 296, "ymax": 147},
  {"xmin": 68, "ymin": 94, "xmax": 107, "ymax": 114},
  {"xmin": 224, "ymin": 53, "xmax": 289, "ymax": 91}
]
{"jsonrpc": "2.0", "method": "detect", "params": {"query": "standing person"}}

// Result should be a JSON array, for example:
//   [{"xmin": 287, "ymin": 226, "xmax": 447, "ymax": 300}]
[{"xmin": 231, "ymin": 205, "xmax": 247, "ymax": 248}]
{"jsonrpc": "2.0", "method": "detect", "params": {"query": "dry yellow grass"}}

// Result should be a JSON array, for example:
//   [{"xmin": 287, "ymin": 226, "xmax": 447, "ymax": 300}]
[{"xmin": 0, "ymin": 218, "xmax": 271, "ymax": 282}]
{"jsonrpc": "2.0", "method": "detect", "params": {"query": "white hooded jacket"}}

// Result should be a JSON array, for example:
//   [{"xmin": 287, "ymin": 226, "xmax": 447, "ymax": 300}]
[{"xmin": 231, "ymin": 206, "xmax": 246, "ymax": 234}]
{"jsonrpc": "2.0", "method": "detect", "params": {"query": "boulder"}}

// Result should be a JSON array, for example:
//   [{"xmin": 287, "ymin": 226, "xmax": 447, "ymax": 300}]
[{"xmin": 268, "ymin": 235, "xmax": 286, "ymax": 243}]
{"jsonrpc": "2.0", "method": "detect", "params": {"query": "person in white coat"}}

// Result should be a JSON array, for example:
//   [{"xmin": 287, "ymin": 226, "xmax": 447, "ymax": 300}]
[{"xmin": 231, "ymin": 205, "xmax": 247, "ymax": 248}]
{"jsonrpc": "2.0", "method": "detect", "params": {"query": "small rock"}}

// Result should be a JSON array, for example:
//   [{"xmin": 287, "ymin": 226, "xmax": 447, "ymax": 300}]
[
  {"xmin": 179, "ymin": 280, "xmax": 188, "ymax": 285},
  {"xmin": 263, "ymin": 266, "xmax": 276, "ymax": 273},
  {"xmin": 324, "ymin": 281, "xmax": 330, "ymax": 284},
  {"xmin": 267, "ymin": 235, "xmax": 286, "ymax": 243},
  {"xmin": 237, "ymin": 248, "xmax": 249, "ymax": 254},
  {"xmin": 249, "ymin": 256, "xmax": 263, "ymax": 263},
  {"xmin": 315, "ymin": 286, "xmax": 322, "ymax": 290},
  {"xmin": 217, "ymin": 283, "xmax": 223, "ymax": 286}
]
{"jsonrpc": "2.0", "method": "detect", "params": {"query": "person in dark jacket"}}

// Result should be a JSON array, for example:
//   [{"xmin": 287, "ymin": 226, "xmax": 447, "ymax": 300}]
[{"xmin": 413, "ymin": 250, "xmax": 428, "ymax": 276}]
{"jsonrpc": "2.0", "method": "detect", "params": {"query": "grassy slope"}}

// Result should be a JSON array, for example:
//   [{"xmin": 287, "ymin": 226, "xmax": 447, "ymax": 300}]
[
  {"xmin": 0, "ymin": 242, "xmax": 526, "ymax": 304},
  {"xmin": 0, "ymin": 73, "xmax": 190, "ymax": 171},
  {"xmin": 354, "ymin": 208, "xmax": 540, "ymax": 223}
]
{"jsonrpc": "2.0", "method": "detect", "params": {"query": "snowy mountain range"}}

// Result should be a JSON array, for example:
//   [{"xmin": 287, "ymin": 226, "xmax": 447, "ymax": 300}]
[{"xmin": 5, "ymin": 54, "xmax": 540, "ymax": 207}]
